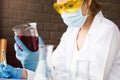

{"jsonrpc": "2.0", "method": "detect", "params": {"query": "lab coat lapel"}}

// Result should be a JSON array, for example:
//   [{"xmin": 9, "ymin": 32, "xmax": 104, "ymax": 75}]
[
  {"xmin": 65, "ymin": 27, "xmax": 80, "ymax": 70},
  {"xmin": 87, "ymin": 11, "xmax": 110, "ymax": 80}
]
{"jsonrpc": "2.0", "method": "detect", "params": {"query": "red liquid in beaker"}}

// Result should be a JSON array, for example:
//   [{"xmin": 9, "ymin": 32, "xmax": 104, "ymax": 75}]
[{"xmin": 17, "ymin": 36, "xmax": 39, "ymax": 52}]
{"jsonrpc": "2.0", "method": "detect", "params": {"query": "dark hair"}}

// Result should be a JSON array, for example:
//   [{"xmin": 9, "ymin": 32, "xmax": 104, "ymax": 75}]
[{"xmin": 89, "ymin": 0, "xmax": 102, "ymax": 16}]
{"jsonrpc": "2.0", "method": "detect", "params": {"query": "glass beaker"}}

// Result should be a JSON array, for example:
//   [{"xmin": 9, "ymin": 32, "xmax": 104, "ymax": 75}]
[
  {"xmin": 12, "ymin": 22, "xmax": 39, "ymax": 52},
  {"xmin": 33, "ymin": 45, "xmax": 54, "ymax": 80},
  {"xmin": 50, "ymin": 68, "xmax": 72, "ymax": 80},
  {"xmin": 76, "ymin": 60, "xmax": 90, "ymax": 80}
]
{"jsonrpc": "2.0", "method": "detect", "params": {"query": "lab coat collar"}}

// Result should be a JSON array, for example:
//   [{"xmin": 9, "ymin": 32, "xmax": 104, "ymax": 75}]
[{"xmin": 87, "ymin": 11, "xmax": 104, "ymax": 36}]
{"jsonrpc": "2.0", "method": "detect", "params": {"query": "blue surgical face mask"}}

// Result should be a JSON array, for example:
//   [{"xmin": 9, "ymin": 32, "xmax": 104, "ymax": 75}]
[{"xmin": 61, "ymin": 8, "xmax": 88, "ymax": 28}]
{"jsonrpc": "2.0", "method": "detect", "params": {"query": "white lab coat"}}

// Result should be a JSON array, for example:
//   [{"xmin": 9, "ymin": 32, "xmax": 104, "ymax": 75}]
[{"xmin": 27, "ymin": 11, "xmax": 120, "ymax": 80}]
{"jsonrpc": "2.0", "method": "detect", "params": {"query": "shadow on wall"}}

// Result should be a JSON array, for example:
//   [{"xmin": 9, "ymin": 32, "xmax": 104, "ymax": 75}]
[
  {"xmin": 0, "ymin": 1, "xmax": 3, "ymax": 37},
  {"xmin": 0, "ymin": 0, "xmax": 23, "ymax": 67},
  {"xmin": 100, "ymin": 0, "xmax": 120, "ymax": 29}
]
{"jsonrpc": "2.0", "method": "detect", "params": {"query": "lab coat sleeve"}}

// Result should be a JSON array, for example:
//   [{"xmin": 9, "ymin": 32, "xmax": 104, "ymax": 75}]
[
  {"xmin": 107, "ymin": 50, "xmax": 120, "ymax": 80},
  {"xmin": 51, "ymin": 27, "xmax": 73, "ymax": 70},
  {"xmin": 105, "ymin": 26, "xmax": 120, "ymax": 80},
  {"xmin": 108, "ymin": 51, "xmax": 120, "ymax": 80},
  {"xmin": 51, "ymin": 32, "xmax": 66, "ymax": 70}
]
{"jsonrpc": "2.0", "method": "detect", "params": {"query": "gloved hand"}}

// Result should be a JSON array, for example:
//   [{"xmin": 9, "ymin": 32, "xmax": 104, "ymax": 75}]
[
  {"xmin": 0, "ymin": 63, "xmax": 22, "ymax": 79},
  {"xmin": 0, "ymin": 63, "xmax": 10, "ymax": 78},
  {"xmin": 14, "ymin": 36, "xmax": 44, "ymax": 71}
]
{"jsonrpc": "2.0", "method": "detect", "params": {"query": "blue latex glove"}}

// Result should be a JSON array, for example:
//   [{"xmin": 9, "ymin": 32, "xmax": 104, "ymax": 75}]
[
  {"xmin": 0, "ymin": 63, "xmax": 10, "ymax": 78},
  {"xmin": 0, "ymin": 63, "xmax": 22, "ymax": 79},
  {"xmin": 14, "ymin": 36, "xmax": 44, "ymax": 71}
]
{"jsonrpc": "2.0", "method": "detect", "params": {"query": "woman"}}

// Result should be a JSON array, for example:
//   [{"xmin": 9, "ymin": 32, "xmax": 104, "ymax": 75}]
[
  {"xmin": 0, "ymin": 0, "xmax": 120, "ymax": 80},
  {"xmin": 51, "ymin": 0, "xmax": 120, "ymax": 80}
]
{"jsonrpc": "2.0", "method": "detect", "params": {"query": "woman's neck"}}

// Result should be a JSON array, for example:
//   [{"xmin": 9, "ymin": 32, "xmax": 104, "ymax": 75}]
[{"xmin": 81, "ymin": 14, "xmax": 94, "ymax": 31}]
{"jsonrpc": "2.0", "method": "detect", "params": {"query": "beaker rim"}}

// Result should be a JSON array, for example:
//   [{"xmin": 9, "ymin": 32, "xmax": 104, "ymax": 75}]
[{"xmin": 12, "ymin": 22, "xmax": 37, "ymax": 30}]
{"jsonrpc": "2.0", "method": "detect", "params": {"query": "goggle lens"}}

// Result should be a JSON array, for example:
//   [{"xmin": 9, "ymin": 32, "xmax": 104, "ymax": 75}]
[{"xmin": 53, "ymin": 0, "xmax": 84, "ymax": 14}]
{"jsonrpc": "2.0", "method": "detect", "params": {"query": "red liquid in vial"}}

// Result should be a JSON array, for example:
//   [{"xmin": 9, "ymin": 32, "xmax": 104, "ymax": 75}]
[{"xmin": 17, "ymin": 36, "xmax": 39, "ymax": 52}]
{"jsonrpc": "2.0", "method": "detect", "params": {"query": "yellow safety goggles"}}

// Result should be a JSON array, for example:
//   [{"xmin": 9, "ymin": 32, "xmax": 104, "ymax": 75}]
[{"xmin": 53, "ymin": 0, "xmax": 84, "ymax": 14}]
